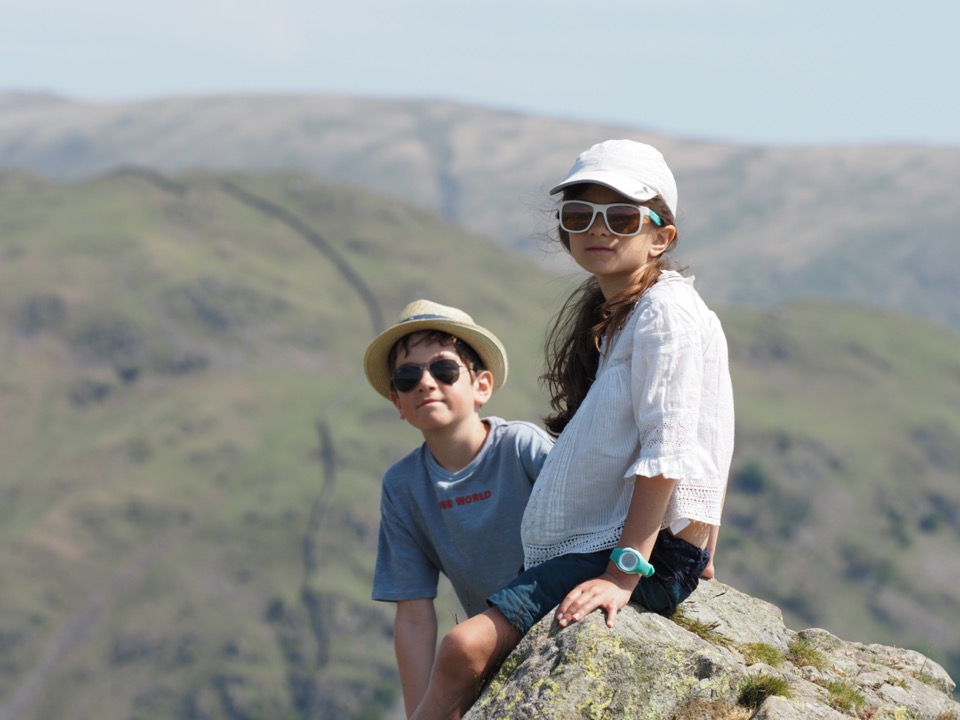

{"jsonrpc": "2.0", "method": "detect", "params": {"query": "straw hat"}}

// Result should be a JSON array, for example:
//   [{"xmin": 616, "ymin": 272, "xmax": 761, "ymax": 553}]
[{"xmin": 363, "ymin": 299, "xmax": 508, "ymax": 399}]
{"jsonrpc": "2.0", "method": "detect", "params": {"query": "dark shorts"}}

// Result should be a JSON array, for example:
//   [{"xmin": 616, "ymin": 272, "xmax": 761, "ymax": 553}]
[{"xmin": 488, "ymin": 529, "xmax": 710, "ymax": 636}]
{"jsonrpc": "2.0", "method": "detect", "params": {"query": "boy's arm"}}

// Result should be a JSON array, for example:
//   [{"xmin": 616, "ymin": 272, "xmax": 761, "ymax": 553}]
[{"xmin": 394, "ymin": 598, "xmax": 438, "ymax": 717}]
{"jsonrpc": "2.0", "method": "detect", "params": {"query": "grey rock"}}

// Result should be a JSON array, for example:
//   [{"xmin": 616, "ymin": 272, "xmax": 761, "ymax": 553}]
[{"xmin": 466, "ymin": 581, "xmax": 959, "ymax": 720}]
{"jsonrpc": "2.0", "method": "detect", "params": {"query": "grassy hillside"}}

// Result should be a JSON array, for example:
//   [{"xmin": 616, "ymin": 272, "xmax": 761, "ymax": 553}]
[
  {"xmin": 2, "ymin": 92, "xmax": 960, "ymax": 330},
  {"xmin": 720, "ymin": 303, "xmax": 960, "ymax": 668},
  {"xmin": 0, "ymin": 169, "xmax": 957, "ymax": 720}
]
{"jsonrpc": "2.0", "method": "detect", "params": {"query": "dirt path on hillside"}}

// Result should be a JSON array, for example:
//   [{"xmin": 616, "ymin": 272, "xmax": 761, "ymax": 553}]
[{"xmin": 1, "ymin": 169, "xmax": 385, "ymax": 720}]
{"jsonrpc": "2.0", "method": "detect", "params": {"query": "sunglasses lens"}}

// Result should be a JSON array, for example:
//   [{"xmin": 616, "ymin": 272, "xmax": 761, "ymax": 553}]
[
  {"xmin": 392, "ymin": 366, "xmax": 422, "ymax": 392},
  {"xmin": 605, "ymin": 205, "xmax": 642, "ymax": 235},
  {"xmin": 391, "ymin": 360, "xmax": 462, "ymax": 392},
  {"xmin": 428, "ymin": 359, "xmax": 461, "ymax": 384},
  {"xmin": 559, "ymin": 202, "xmax": 594, "ymax": 232}
]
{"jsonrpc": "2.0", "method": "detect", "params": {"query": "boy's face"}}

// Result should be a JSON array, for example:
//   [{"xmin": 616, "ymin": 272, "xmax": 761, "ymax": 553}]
[{"xmin": 389, "ymin": 337, "xmax": 492, "ymax": 433}]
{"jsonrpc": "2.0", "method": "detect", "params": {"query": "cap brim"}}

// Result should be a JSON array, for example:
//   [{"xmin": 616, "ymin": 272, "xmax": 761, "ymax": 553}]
[{"xmin": 549, "ymin": 171, "xmax": 658, "ymax": 202}]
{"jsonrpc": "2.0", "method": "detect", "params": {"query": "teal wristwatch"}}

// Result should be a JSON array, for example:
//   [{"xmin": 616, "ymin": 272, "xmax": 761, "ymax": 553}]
[{"xmin": 610, "ymin": 547, "xmax": 655, "ymax": 577}]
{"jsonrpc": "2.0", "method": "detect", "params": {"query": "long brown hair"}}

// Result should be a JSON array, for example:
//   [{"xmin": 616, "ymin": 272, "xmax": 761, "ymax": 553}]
[{"xmin": 542, "ymin": 187, "xmax": 680, "ymax": 437}]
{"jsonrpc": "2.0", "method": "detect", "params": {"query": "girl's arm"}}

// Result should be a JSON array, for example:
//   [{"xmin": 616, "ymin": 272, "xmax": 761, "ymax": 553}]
[{"xmin": 555, "ymin": 473, "xmax": 675, "ymax": 628}]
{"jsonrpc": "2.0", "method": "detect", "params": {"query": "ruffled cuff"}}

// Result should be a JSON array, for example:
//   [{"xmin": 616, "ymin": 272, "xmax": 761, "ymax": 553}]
[{"xmin": 626, "ymin": 453, "xmax": 703, "ymax": 482}]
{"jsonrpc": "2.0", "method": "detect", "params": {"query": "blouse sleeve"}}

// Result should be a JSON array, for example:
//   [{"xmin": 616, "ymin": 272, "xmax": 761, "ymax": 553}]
[{"xmin": 625, "ymin": 290, "xmax": 706, "ymax": 482}]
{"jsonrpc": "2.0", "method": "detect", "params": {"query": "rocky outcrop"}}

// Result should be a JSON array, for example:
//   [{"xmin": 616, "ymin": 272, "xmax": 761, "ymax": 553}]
[{"xmin": 466, "ymin": 581, "xmax": 959, "ymax": 719}]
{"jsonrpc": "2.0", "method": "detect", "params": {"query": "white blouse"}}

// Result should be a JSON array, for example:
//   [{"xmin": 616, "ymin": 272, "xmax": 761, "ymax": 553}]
[{"xmin": 522, "ymin": 271, "xmax": 735, "ymax": 568}]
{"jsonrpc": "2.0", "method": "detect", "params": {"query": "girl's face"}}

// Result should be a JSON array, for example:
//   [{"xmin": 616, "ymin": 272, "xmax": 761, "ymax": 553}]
[{"xmin": 564, "ymin": 184, "xmax": 675, "ymax": 298}]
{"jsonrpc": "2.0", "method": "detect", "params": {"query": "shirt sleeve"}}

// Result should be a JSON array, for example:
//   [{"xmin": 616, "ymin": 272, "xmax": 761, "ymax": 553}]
[
  {"xmin": 371, "ymin": 482, "xmax": 440, "ymax": 603},
  {"xmin": 517, "ymin": 423, "xmax": 554, "ymax": 485},
  {"xmin": 625, "ymin": 293, "xmax": 706, "ymax": 482}
]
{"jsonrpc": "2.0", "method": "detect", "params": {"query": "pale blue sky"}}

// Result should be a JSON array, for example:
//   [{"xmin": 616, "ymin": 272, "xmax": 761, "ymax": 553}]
[{"xmin": 3, "ymin": 0, "xmax": 959, "ymax": 147}]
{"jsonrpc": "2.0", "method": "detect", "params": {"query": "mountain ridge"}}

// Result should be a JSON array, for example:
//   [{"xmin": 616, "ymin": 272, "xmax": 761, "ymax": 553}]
[{"xmin": 2, "ymin": 92, "xmax": 959, "ymax": 330}]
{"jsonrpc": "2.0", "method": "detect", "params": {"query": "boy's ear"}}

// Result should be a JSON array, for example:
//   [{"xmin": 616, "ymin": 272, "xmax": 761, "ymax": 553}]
[
  {"xmin": 473, "ymin": 369, "xmax": 494, "ymax": 407},
  {"xmin": 649, "ymin": 224, "xmax": 677, "ymax": 258}
]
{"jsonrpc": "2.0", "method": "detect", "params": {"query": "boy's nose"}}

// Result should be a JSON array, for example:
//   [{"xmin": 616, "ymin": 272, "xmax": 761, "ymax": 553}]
[{"xmin": 418, "ymin": 368, "xmax": 440, "ymax": 388}]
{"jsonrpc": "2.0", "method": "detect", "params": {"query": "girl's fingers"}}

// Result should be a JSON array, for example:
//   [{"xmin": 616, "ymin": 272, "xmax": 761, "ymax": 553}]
[
  {"xmin": 556, "ymin": 577, "xmax": 635, "ymax": 628},
  {"xmin": 557, "ymin": 587, "xmax": 583, "ymax": 617},
  {"xmin": 557, "ymin": 584, "xmax": 604, "ymax": 625},
  {"xmin": 556, "ymin": 585, "xmax": 593, "ymax": 626},
  {"xmin": 603, "ymin": 601, "xmax": 619, "ymax": 627}
]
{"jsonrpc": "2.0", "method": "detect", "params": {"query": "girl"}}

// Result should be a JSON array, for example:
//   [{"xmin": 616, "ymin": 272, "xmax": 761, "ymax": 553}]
[{"xmin": 409, "ymin": 140, "xmax": 735, "ymax": 720}]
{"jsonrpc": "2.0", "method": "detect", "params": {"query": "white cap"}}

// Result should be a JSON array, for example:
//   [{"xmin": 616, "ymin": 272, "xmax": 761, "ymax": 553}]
[{"xmin": 549, "ymin": 139, "xmax": 678, "ymax": 217}]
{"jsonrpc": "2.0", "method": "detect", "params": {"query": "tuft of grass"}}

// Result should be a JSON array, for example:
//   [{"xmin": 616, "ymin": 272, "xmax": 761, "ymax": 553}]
[
  {"xmin": 909, "ymin": 670, "xmax": 940, "ymax": 688},
  {"xmin": 891, "ymin": 708, "xmax": 918, "ymax": 720},
  {"xmin": 740, "ymin": 642, "xmax": 784, "ymax": 667},
  {"xmin": 737, "ymin": 674, "xmax": 792, "ymax": 710},
  {"xmin": 821, "ymin": 679, "xmax": 865, "ymax": 714},
  {"xmin": 787, "ymin": 637, "xmax": 828, "ymax": 670},
  {"xmin": 670, "ymin": 607, "xmax": 732, "ymax": 648},
  {"xmin": 667, "ymin": 697, "xmax": 752, "ymax": 720}
]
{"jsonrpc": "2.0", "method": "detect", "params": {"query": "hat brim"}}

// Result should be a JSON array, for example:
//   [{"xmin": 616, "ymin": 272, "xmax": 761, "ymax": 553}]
[{"xmin": 363, "ymin": 318, "xmax": 508, "ymax": 400}]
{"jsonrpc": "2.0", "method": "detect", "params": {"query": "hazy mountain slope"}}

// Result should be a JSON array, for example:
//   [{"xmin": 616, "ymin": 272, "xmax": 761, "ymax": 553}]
[
  {"xmin": 1, "ymin": 92, "xmax": 959, "ymax": 330},
  {"xmin": 0, "ymin": 169, "xmax": 957, "ymax": 720},
  {"xmin": 0, "ymin": 168, "xmax": 560, "ymax": 720}
]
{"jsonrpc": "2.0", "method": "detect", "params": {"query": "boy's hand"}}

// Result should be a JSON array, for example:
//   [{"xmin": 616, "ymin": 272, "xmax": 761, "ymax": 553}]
[{"xmin": 555, "ymin": 569, "xmax": 637, "ymax": 628}]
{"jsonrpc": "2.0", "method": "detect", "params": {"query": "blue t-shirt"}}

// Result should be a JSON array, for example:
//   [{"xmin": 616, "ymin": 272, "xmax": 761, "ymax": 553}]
[{"xmin": 372, "ymin": 417, "xmax": 553, "ymax": 617}]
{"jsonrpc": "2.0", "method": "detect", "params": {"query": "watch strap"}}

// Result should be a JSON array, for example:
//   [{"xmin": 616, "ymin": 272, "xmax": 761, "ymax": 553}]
[{"xmin": 611, "ymin": 547, "xmax": 655, "ymax": 577}]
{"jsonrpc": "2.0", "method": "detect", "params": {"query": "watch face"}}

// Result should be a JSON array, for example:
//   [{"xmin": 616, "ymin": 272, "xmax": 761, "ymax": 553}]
[{"xmin": 620, "ymin": 551, "xmax": 639, "ymax": 571}]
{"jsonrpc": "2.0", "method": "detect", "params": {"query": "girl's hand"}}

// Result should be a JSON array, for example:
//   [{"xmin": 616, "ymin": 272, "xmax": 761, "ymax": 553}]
[{"xmin": 555, "ymin": 570, "xmax": 637, "ymax": 628}]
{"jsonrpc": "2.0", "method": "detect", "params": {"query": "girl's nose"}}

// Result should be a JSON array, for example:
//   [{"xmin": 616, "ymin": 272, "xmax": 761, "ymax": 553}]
[{"xmin": 588, "ymin": 212, "xmax": 611, "ymax": 235}]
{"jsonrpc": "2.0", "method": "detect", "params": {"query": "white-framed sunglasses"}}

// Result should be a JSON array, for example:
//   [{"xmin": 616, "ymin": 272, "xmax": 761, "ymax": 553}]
[{"xmin": 558, "ymin": 200, "xmax": 662, "ymax": 237}]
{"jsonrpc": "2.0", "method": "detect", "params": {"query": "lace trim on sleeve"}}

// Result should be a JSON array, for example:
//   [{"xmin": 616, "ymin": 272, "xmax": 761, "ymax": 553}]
[{"xmin": 628, "ymin": 418, "xmax": 704, "ymax": 480}]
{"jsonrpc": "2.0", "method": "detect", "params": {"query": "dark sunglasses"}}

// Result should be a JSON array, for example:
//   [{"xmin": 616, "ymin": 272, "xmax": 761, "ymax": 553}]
[
  {"xmin": 391, "ymin": 359, "xmax": 466, "ymax": 393},
  {"xmin": 558, "ymin": 200, "xmax": 662, "ymax": 236}
]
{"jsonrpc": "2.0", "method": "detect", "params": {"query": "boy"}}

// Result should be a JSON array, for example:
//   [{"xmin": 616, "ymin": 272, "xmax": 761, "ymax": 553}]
[{"xmin": 363, "ymin": 299, "xmax": 552, "ymax": 717}]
